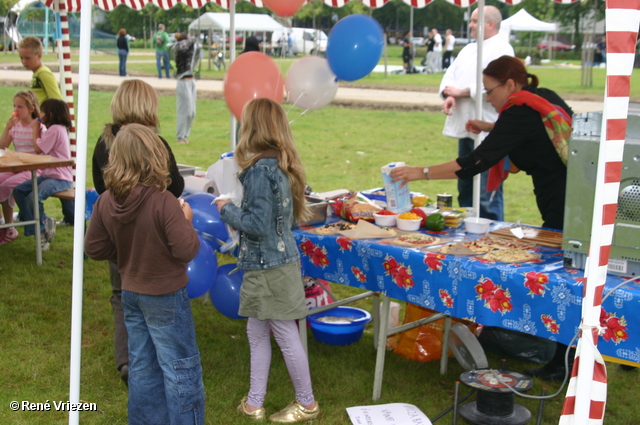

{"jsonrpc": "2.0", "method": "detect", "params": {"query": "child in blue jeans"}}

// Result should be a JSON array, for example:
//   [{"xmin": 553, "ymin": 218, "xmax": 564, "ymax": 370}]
[
  {"xmin": 215, "ymin": 98, "xmax": 320, "ymax": 423},
  {"xmin": 84, "ymin": 124, "xmax": 204, "ymax": 425},
  {"xmin": 13, "ymin": 99, "xmax": 72, "ymax": 251}
]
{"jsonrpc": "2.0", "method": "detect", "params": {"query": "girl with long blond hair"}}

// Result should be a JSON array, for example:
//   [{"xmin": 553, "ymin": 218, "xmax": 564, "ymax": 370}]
[{"xmin": 215, "ymin": 98, "xmax": 319, "ymax": 423}]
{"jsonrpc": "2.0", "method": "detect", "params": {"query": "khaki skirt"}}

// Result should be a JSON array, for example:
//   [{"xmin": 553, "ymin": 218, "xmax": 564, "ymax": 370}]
[{"xmin": 239, "ymin": 261, "xmax": 308, "ymax": 320}]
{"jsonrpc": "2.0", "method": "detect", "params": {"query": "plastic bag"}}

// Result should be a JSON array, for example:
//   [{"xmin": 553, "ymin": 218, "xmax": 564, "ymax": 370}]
[
  {"xmin": 394, "ymin": 304, "xmax": 476, "ymax": 362},
  {"xmin": 330, "ymin": 192, "xmax": 381, "ymax": 222}
]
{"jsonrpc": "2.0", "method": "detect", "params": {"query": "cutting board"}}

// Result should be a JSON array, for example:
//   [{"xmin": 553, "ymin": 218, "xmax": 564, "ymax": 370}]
[{"xmin": 489, "ymin": 227, "xmax": 563, "ymax": 248}]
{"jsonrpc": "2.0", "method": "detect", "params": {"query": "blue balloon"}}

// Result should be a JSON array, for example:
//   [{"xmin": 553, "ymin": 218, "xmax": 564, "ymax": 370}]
[
  {"xmin": 210, "ymin": 263, "xmax": 246, "ymax": 320},
  {"xmin": 186, "ymin": 236, "xmax": 218, "ymax": 299},
  {"xmin": 184, "ymin": 193, "xmax": 230, "ymax": 251},
  {"xmin": 326, "ymin": 14, "xmax": 384, "ymax": 82}
]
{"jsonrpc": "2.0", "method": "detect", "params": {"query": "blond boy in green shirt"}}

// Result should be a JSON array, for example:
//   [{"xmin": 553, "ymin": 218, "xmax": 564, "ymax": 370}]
[{"xmin": 18, "ymin": 36, "xmax": 63, "ymax": 104}]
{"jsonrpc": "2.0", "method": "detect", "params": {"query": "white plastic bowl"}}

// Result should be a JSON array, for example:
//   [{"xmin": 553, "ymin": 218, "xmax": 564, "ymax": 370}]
[
  {"xmin": 464, "ymin": 217, "xmax": 492, "ymax": 234},
  {"xmin": 396, "ymin": 217, "xmax": 422, "ymax": 231},
  {"xmin": 374, "ymin": 212, "xmax": 397, "ymax": 227}
]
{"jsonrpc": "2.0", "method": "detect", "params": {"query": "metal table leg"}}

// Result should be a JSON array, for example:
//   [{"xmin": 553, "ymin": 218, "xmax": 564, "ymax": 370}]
[{"xmin": 32, "ymin": 171, "xmax": 42, "ymax": 265}]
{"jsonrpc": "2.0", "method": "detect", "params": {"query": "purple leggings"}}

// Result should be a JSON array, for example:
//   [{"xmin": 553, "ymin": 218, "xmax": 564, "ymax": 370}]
[{"xmin": 246, "ymin": 317, "xmax": 315, "ymax": 408}]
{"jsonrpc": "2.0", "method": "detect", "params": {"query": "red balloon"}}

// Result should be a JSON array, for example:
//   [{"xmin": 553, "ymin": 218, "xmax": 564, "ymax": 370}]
[
  {"xmin": 263, "ymin": 0, "xmax": 305, "ymax": 17},
  {"xmin": 224, "ymin": 52, "xmax": 284, "ymax": 120}
]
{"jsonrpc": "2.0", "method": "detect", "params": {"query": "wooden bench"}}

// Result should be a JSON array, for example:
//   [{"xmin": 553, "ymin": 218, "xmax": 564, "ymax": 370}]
[{"xmin": 51, "ymin": 188, "xmax": 75, "ymax": 201}]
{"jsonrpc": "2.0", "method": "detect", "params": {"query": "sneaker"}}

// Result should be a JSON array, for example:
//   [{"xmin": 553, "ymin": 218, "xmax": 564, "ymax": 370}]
[
  {"xmin": 57, "ymin": 218, "xmax": 73, "ymax": 227},
  {"xmin": 0, "ymin": 227, "xmax": 18, "ymax": 246},
  {"xmin": 40, "ymin": 237, "xmax": 50, "ymax": 252},
  {"xmin": 44, "ymin": 218, "xmax": 57, "ymax": 243}
]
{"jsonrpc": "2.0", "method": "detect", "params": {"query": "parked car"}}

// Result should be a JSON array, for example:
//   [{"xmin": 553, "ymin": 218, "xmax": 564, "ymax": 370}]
[
  {"xmin": 271, "ymin": 28, "xmax": 328, "ymax": 56},
  {"xmin": 537, "ymin": 40, "xmax": 575, "ymax": 52}
]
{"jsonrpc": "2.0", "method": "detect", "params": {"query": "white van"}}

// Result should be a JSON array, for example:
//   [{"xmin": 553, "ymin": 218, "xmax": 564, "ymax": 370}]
[{"xmin": 271, "ymin": 27, "xmax": 328, "ymax": 56}]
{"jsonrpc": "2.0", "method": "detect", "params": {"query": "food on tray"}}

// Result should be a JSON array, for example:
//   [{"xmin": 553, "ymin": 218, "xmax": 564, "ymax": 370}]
[
  {"xmin": 426, "ymin": 213, "xmax": 446, "ymax": 231},
  {"xmin": 482, "ymin": 248, "xmax": 540, "ymax": 263},
  {"xmin": 392, "ymin": 233, "xmax": 440, "ymax": 247},
  {"xmin": 473, "ymin": 235, "xmax": 537, "ymax": 250},
  {"xmin": 398, "ymin": 212, "xmax": 422, "ymax": 220},
  {"xmin": 439, "ymin": 240, "xmax": 493, "ymax": 255},
  {"xmin": 315, "ymin": 221, "xmax": 357, "ymax": 235}
]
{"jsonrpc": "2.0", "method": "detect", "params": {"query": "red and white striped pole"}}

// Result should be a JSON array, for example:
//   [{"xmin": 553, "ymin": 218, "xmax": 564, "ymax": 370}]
[
  {"xmin": 559, "ymin": 1, "xmax": 640, "ymax": 424},
  {"xmin": 53, "ymin": 0, "xmax": 76, "ymax": 183}
]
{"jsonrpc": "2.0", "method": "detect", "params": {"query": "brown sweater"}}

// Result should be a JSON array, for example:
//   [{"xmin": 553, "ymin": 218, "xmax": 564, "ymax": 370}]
[{"xmin": 84, "ymin": 185, "xmax": 199, "ymax": 295}]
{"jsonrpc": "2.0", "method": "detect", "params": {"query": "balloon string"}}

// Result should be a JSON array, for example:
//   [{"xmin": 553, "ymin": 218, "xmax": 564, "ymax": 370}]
[
  {"xmin": 288, "ymin": 108, "xmax": 309, "ymax": 126},
  {"xmin": 287, "ymin": 92, "xmax": 305, "ymax": 115}
]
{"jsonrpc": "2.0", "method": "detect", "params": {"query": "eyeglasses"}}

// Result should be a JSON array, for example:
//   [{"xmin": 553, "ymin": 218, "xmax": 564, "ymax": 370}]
[{"xmin": 485, "ymin": 82, "xmax": 505, "ymax": 96}]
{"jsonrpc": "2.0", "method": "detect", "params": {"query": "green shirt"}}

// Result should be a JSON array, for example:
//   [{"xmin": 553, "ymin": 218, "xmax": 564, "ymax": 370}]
[
  {"xmin": 153, "ymin": 31, "xmax": 170, "ymax": 52},
  {"xmin": 31, "ymin": 65, "xmax": 63, "ymax": 105}
]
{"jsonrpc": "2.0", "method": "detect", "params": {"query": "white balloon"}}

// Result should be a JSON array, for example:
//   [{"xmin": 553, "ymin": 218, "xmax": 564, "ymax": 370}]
[{"xmin": 285, "ymin": 56, "xmax": 339, "ymax": 110}]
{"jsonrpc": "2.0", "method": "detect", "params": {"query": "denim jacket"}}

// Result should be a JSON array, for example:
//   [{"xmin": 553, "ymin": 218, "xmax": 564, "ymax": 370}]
[{"xmin": 219, "ymin": 157, "xmax": 300, "ymax": 271}]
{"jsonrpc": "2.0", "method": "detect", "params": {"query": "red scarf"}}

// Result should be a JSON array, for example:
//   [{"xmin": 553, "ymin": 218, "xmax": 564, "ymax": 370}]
[{"xmin": 486, "ymin": 90, "xmax": 573, "ymax": 192}]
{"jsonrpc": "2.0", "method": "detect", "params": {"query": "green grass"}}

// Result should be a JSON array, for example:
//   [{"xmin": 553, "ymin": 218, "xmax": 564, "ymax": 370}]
[{"xmin": 0, "ymin": 72, "xmax": 638, "ymax": 424}]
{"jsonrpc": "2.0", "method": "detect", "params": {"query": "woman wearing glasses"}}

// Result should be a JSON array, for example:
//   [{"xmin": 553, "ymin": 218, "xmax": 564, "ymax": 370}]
[{"xmin": 392, "ymin": 55, "xmax": 572, "ymax": 231}]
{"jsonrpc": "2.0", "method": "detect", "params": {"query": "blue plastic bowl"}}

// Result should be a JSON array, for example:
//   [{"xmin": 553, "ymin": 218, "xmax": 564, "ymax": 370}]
[{"xmin": 307, "ymin": 306, "xmax": 372, "ymax": 346}]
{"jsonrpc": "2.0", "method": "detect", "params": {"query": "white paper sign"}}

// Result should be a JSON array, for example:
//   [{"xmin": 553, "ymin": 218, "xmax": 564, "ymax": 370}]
[{"xmin": 346, "ymin": 403, "xmax": 432, "ymax": 425}]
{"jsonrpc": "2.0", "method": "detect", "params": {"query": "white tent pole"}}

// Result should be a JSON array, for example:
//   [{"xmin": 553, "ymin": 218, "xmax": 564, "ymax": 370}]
[
  {"xmin": 68, "ymin": 0, "xmax": 91, "ymax": 421},
  {"xmin": 472, "ymin": 1, "xmax": 485, "ymax": 217},
  {"xmin": 230, "ymin": 0, "xmax": 237, "ymax": 150}
]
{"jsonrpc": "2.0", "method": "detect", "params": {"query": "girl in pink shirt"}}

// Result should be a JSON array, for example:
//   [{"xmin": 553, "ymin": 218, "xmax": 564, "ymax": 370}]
[
  {"xmin": 0, "ymin": 90, "xmax": 44, "ymax": 245},
  {"xmin": 13, "ymin": 99, "xmax": 72, "ymax": 250}
]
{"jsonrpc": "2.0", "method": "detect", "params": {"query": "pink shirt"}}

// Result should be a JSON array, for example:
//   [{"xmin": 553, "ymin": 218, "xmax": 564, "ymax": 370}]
[
  {"xmin": 9, "ymin": 121, "xmax": 45, "ymax": 153},
  {"xmin": 37, "ymin": 124, "xmax": 72, "ymax": 181}
]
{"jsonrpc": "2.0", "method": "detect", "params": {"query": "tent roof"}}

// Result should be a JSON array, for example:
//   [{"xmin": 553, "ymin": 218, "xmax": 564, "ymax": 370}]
[
  {"xmin": 188, "ymin": 12, "xmax": 283, "ymax": 33},
  {"xmin": 501, "ymin": 9, "xmax": 557, "ymax": 32}
]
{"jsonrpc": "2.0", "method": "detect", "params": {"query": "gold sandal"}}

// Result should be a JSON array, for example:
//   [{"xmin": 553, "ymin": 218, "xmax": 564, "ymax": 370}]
[
  {"xmin": 237, "ymin": 396, "xmax": 266, "ymax": 421},
  {"xmin": 268, "ymin": 400, "xmax": 320, "ymax": 423}
]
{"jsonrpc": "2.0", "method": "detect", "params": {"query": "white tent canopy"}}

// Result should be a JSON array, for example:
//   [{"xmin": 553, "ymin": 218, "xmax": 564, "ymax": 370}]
[
  {"xmin": 499, "ymin": 8, "xmax": 557, "ymax": 41},
  {"xmin": 188, "ymin": 12, "xmax": 283, "ymax": 33},
  {"xmin": 502, "ymin": 9, "xmax": 557, "ymax": 32}
]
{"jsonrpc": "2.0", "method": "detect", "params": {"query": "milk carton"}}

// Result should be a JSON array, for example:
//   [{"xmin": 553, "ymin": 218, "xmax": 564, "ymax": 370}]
[{"xmin": 381, "ymin": 162, "xmax": 412, "ymax": 213}]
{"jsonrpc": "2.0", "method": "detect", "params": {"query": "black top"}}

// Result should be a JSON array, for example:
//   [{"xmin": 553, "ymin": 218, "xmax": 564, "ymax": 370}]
[
  {"xmin": 92, "ymin": 124, "xmax": 184, "ymax": 197},
  {"xmin": 425, "ymin": 37, "xmax": 435, "ymax": 53},
  {"xmin": 242, "ymin": 36, "xmax": 261, "ymax": 54},
  {"xmin": 117, "ymin": 36, "xmax": 128, "ymax": 51},
  {"xmin": 455, "ymin": 86, "xmax": 573, "ymax": 230}
]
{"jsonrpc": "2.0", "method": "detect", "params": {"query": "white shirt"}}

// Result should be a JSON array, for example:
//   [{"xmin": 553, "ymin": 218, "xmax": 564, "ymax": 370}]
[
  {"xmin": 438, "ymin": 34, "xmax": 514, "ymax": 140},
  {"xmin": 433, "ymin": 33, "xmax": 443, "ymax": 52},
  {"xmin": 445, "ymin": 35, "xmax": 455, "ymax": 51}
]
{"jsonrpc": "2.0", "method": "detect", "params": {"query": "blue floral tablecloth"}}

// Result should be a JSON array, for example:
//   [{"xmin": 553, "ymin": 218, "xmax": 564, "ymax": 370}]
[{"xmin": 293, "ymin": 221, "xmax": 639, "ymax": 363}]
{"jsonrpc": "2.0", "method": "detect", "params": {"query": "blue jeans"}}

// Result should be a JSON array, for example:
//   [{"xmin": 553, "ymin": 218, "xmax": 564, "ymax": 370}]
[
  {"xmin": 457, "ymin": 138, "xmax": 504, "ymax": 221},
  {"xmin": 122, "ymin": 287, "xmax": 205, "ymax": 425},
  {"xmin": 156, "ymin": 50, "xmax": 171, "ymax": 78},
  {"xmin": 13, "ymin": 177, "xmax": 72, "ymax": 236},
  {"xmin": 118, "ymin": 49, "xmax": 128, "ymax": 76}
]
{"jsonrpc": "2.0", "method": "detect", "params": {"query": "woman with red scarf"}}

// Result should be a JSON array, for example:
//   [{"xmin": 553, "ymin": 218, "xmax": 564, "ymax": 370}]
[
  {"xmin": 393, "ymin": 55, "xmax": 575, "ymax": 382},
  {"xmin": 391, "ymin": 55, "xmax": 572, "ymax": 231}
]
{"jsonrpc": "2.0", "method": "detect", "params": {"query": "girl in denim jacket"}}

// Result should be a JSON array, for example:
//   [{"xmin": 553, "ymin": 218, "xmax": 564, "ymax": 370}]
[{"xmin": 215, "ymin": 98, "xmax": 320, "ymax": 423}]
